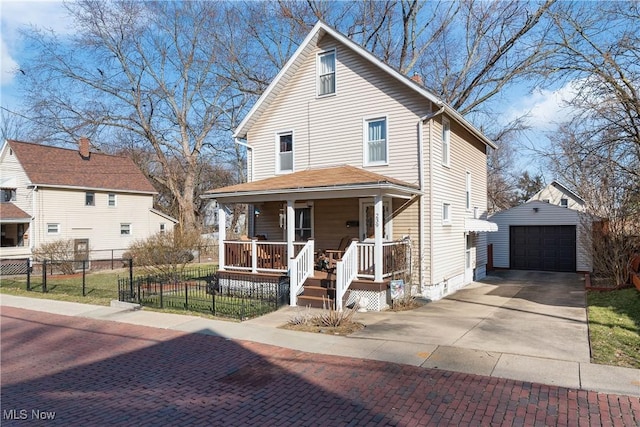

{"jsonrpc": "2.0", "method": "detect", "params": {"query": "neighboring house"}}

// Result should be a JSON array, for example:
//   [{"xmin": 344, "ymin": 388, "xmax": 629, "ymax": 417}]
[
  {"xmin": 488, "ymin": 200, "xmax": 592, "ymax": 273},
  {"xmin": 528, "ymin": 180, "xmax": 585, "ymax": 211},
  {"xmin": 202, "ymin": 199, "xmax": 246, "ymax": 235},
  {"xmin": 0, "ymin": 138, "xmax": 176, "ymax": 261},
  {"xmin": 203, "ymin": 21, "xmax": 497, "ymax": 310}
]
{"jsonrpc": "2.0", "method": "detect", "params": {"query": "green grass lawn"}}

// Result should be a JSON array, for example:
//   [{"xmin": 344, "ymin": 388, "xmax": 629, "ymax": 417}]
[{"xmin": 587, "ymin": 287, "xmax": 640, "ymax": 369}]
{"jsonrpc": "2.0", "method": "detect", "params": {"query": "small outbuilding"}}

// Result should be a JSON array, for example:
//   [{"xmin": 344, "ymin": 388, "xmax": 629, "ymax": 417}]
[{"xmin": 488, "ymin": 200, "xmax": 592, "ymax": 273}]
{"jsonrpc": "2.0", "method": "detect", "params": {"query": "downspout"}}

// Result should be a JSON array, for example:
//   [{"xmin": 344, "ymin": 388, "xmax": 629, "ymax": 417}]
[
  {"xmin": 30, "ymin": 185, "xmax": 37, "ymax": 255},
  {"xmin": 235, "ymin": 137, "xmax": 254, "ymax": 235},
  {"xmin": 418, "ymin": 104, "xmax": 445, "ymax": 292}
]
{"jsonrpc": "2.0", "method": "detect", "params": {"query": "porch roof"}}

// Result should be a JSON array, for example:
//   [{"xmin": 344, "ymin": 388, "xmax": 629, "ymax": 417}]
[
  {"xmin": 0, "ymin": 203, "xmax": 31, "ymax": 222},
  {"xmin": 204, "ymin": 165, "xmax": 421, "ymax": 203}
]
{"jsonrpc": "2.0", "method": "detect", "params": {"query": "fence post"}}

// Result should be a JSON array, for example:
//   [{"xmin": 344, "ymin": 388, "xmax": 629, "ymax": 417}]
[
  {"xmin": 42, "ymin": 260, "xmax": 47, "ymax": 293},
  {"xmin": 82, "ymin": 260, "xmax": 87, "ymax": 296},
  {"xmin": 26, "ymin": 259, "xmax": 31, "ymax": 291},
  {"xmin": 160, "ymin": 281, "xmax": 164, "ymax": 308},
  {"xmin": 137, "ymin": 279, "xmax": 141, "ymax": 304},
  {"xmin": 128, "ymin": 258, "xmax": 134, "ymax": 299},
  {"xmin": 185, "ymin": 281, "xmax": 188, "ymax": 309}
]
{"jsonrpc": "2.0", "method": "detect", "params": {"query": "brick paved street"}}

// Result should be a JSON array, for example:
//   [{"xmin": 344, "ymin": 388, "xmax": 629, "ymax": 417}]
[{"xmin": 2, "ymin": 307, "xmax": 639, "ymax": 426}]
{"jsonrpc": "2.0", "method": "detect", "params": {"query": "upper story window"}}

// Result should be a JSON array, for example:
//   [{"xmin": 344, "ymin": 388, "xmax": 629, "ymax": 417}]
[
  {"xmin": 108, "ymin": 193, "xmax": 116, "ymax": 207},
  {"xmin": 317, "ymin": 50, "xmax": 336, "ymax": 97},
  {"xmin": 442, "ymin": 117, "xmax": 450, "ymax": 167},
  {"xmin": 1, "ymin": 188, "xmax": 16, "ymax": 202},
  {"xmin": 277, "ymin": 131, "xmax": 293, "ymax": 173},
  {"xmin": 85, "ymin": 192, "xmax": 95, "ymax": 206},
  {"xmin": 465, "ymin": 172, "xmax": 472, "ymax": 211},
  {"xmin": 160, "ymin": 223, "xmax": 166, "ymax": 233},
  {"xmin": 364, "ymin": 117, "xmax": 388, "ymax": 165},
  {"xmin": 560, "ymin": 198, "xmax": 568, "ymax": 208}
]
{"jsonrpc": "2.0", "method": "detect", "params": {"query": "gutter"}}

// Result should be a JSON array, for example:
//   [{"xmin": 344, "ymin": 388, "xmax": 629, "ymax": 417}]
[{"xmin": 417, "ymin": 105, "xmax": 445, "ymax": 292}]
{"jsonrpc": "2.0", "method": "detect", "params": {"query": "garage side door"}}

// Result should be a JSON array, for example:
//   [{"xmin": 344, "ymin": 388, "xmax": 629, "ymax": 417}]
[{"xmin": 510, "ymin": 225, "xmax": 576, "ymax": 272}]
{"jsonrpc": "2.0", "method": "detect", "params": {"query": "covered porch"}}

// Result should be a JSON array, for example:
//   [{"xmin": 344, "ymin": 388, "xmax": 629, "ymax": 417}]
[
  {"xmin": 0, "ymin": 203, "xmax": 32, "ymax": 259},
  {"xmin": 203, "ymin": 166, "xmax": 421, "ymax": 311}
]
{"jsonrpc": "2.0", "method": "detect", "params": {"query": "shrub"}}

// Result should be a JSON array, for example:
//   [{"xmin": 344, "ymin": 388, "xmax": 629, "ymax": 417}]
[
  {"xmin": 127, "ymin": 229, "xmax": 204, "ymax": 277},
  {"xmin": 32, "ymin": 239, "xmax": 76, "ymax": 275}
]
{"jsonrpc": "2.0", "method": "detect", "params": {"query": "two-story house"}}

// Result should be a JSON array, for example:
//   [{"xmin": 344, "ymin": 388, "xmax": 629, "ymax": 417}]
[
  {"xmin": 527, "ymin": 181, "xmax": 586, "ymax": 211},
  {"xmin": 203, "ymin": 22, "xmax": 497, "ymax": 310},
  {"xmin": 0, "ymin": 138, "xmax": 176, "ymax": 261}
]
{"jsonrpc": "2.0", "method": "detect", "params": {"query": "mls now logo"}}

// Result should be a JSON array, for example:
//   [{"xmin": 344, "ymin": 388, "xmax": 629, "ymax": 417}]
[{"xmin": 3, "ymin": 409, "xmax": 56, "ymax": 420}]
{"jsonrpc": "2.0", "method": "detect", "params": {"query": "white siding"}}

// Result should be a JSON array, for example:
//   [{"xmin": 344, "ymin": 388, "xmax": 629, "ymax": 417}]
[
  {"xmin": 34, "ymin": 188, "xmax": 170, "ymax": 257},
  {"xmin": 488, "ymin": 200, "xmax": 592, "ymax": 272},
  {"xmin": 248, "ymin": 34, "xmax": 429, "ymax": 186},
  {"xmin": 429, "ymin": 117, "xmax": 489, "ymax": 289},
  {"xmin": 529, "ymin": 184, "xmax": 585, "ymax": 211},
  {"xmin": 0, "ymin": 144, "xmax": 32, "ymax": 215}
]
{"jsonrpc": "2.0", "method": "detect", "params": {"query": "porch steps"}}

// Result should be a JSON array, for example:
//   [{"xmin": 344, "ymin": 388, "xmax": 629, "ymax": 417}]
[{"xmin": 296, "ymin": 270, "xmax": 336, "ymax": 309}]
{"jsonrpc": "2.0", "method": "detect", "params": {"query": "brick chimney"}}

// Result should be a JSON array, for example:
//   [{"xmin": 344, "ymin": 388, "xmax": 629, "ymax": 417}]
[
  {"xmin": 410, "ymin": 72, "xmax": 423, "ymax": 86},
  {"xmin": 79, "ymin": 137, "xmax": 90, "ymax": 159}
]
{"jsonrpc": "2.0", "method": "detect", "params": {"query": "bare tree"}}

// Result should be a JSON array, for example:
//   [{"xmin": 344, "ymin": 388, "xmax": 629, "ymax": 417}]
[{"xmin": 18, "ymin": 1, "xmax": 243, "ymax": 230}]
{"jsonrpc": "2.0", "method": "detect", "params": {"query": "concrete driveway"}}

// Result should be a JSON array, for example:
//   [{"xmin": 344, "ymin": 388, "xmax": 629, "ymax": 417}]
[{"xmin": 351, "ymin": 270, "xmax": 591, "ymax": 363}]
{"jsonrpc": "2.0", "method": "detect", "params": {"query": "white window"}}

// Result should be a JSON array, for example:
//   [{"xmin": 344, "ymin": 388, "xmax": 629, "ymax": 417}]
[
  {"xmin": 364, "ymin": 117, "xmax": 388, "ymax": 165},
  {"xmin": 1, "ymin": 188, "xmax": 16, "ymax": 202},
  {"xmin": 85, "ymin": 191, "xmax": 95, "ymax": 206},
  {"xmin": 442, "ymin": 117, "xmax": 450, "ymax": 167},
  {"xmin": 317, "ymin": 50, "xmax": 336, "ymax": 96},
  {"xmin": 560, "ymin": 198, "xmax": 568, "ymax": 208},
  {"xmin": 120, "ymin": 223, "xmax": 131, "ymax": 235},
  {"xmin": 442, "ymin": 203, "xmax": 451, "ymax": 225},
  {"xmin": 276, "ymin": 131, "xmax": 293, "ymax": 173},
  {"xmin": 160, "ymin": 223, "xmax": 166, "ymax": 233},
  {"xmin": 465, "ymin": 172, "xmax": 471, "ymax": 211},
  {"xmin": 47, "ymin": 223, "xmax": 60, "ymax": 234},
  {"xmin": 108, "ymin": 193, "xmax": 116, "ymax": 207}
]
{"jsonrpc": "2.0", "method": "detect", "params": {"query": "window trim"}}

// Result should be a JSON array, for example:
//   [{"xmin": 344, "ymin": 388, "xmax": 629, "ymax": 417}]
[
  {"xmin": 1, "ymin": 188, "xmax": 17, "ymax": 202},
  {"xmin": 85, "ymin": 191, "xmax": 95, "ymax": 206},
  {"xmin": 442, "ymin": 202, "xmax": 452, "ymax": 225},
  {"xmin": 560, "ymin": 198, "xmax": 568, "ymax": 208},
  {"xmin": 275, "ymin": 130, "xmax": 294, "ymax": 174},
  {"xmin": 441, "ymin": 117, "xmax": 450, "ymax": 167},
  {"xmin": 363, "ymin": 116, "xmax": 389, "ymax": 166},
  {"xmin": 465, "ymin": 171, "xmax": 472, "ymax": 211},
  {"xmin": 120, "ymin": 223, "xmax": 132, "ymax": 236},
  {"xmin": 316, "ymin": 49, "xmax": 337, "ymax": 98},
  {"xmin": 108, "ymin": 193, "xmax": 117, "ymax": 207},
  {"xmin": 47, "ymin": 223, "xmax": 60, "ymax": 234},
  {"xmin": 293, "ymin": 202, "xmax": 314, "ymax": 241}
]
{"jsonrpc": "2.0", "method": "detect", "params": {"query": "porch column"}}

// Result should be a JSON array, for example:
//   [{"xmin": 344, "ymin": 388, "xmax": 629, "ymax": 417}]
[
  {"xmin": 217, "ymin": 202, "xmax": 227, "ymax": 270},
  {"xmin": 286, "ymin": 199, "xmax": 295, "ymax": 262},
  {"xmin": 374, "ymin": 194, "xmax": 383, "ymax": 282}
]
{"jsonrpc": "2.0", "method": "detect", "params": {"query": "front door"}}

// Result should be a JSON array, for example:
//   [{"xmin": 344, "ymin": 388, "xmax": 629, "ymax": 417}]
[{"xmin": 359, "ymin": 200, "xmax": 391, "ymax": 241}]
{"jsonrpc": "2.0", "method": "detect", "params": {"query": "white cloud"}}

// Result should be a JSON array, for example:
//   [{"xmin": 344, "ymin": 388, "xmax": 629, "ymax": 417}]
[
  {"xmin": 1, "ymin": 1, "xmax": 73, "ymax": 87},
  {"xmin": 504, "ymin": 82, "xmax": 580, "ymax": 132}
]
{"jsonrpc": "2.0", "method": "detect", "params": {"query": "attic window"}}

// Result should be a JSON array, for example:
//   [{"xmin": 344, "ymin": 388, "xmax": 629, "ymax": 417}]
[
  {"xmin": 85, "ymin": 192, "xmax": 95, "ymax": 206},
  {"xmin": 561, "ymin": 198, "xmax": 568, "ymax": 208},
  {"xmin": 317, "ymin": 50, "xmax": 336, "ymax": 96}
]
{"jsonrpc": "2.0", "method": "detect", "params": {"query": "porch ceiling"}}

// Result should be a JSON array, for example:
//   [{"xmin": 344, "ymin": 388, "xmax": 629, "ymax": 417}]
[{"xmin": 203, "ymin": 165, "xmax": 422, "ymax": 203}]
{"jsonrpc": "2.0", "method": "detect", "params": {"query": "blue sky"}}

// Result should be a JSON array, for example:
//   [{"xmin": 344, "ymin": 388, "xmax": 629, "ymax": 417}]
[{"xmin": 1, "ymin": 0, "xmax": 577, "ymax": 179}]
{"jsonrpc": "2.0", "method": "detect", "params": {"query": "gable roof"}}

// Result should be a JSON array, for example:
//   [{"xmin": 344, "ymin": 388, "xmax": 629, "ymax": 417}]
[
  {"xmin": 0, "ymin": 203, "xmax": 31, "ymax": 221},
  {"xmin": 4, "ymin": 140, "xmax": 157, "ymax": 194},
  {"xmin": 205, "ymin": 165, "xmax": 421, "ymax": 202},
  {"xmin": 234, "ymin": 20, "xmax": 496, "ymax": 149},
  {"xmin": 528, "ymin": 181, "xmax": 585, "ymax": 204}
]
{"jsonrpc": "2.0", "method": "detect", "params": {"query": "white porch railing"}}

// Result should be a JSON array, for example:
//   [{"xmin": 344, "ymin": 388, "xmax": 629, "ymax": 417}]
[
  {"xmin": 335, "ymin": 241, "xmax": 358, "ymax": 311},
  {"xmin": 289, "ymin": 240, "xmax": 315, "ymax": 306},
  {"xmin": 356, "ymin": 240, "xmax": 411, "ymax": 280}
]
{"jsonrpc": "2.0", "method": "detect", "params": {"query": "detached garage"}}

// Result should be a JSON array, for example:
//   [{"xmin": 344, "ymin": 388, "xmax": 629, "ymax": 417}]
[{"xmin": 488, "ymin": 201, "xmax": 592, "ymax": 272}]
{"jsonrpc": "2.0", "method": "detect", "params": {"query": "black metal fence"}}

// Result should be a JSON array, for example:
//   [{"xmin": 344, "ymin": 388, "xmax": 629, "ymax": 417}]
[
  {"xmin": 118, "ymin": 269, "xmax": 289, "ymax": 321},
  {"xmin": 0, "ymin": 258, "xmax": 131, "ymax": 297}
]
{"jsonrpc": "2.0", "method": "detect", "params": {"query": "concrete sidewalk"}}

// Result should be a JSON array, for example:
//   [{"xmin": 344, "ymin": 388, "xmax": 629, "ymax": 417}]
[{"xmin": 1, "ymin": 293, "xmax": 638, "ymax": 397}]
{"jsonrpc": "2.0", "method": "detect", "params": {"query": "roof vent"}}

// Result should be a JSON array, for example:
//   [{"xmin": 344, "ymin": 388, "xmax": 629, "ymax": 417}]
[{"xmin": 79, "ymin": 137, "xmax": 90, "ymax": 160}]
